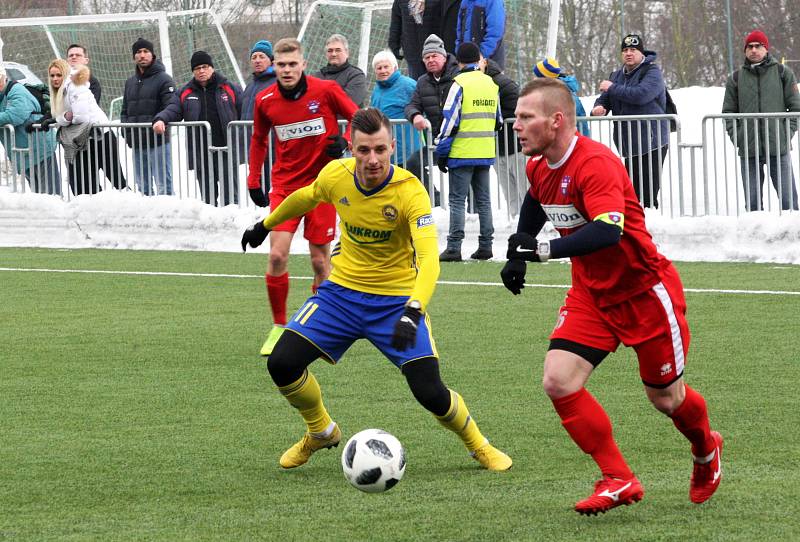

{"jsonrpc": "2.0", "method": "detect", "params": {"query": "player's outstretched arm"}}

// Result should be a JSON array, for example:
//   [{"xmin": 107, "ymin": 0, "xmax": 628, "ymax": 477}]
[
  {"xmin": 241, "ymin": 220, "xmax": 271, "ymax": 252},
  {"xmin": 241, "ymin": 184, "xmax": 322, "ymax": 252}
]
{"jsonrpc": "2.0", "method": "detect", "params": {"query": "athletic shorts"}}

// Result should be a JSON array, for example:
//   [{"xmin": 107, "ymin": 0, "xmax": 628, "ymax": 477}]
[
  {"xmin": 550, "ymin": 264, "xmax": 690, "ymax": 388},
  {"xmin": 269, "ymin": 190, "xmax": 336, "ymax": 245},
  {"xmin": 285, "ymin": 281, "xmax": 438, "ymax": 367}
]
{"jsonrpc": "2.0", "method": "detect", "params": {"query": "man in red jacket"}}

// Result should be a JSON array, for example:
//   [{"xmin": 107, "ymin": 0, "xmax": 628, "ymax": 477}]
[{"xmin": 248, "ymin": 37, "xmax": 358, "ymax": 356}]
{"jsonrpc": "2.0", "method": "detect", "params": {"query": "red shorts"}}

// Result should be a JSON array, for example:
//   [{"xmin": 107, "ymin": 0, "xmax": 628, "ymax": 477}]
[
  {"xmin": 269, "ymin": 190, "xmax": 336, "ymax": 245},
  {"xmin": 550, "ymin": 264, "xmax": 690, "ymax": 387}
]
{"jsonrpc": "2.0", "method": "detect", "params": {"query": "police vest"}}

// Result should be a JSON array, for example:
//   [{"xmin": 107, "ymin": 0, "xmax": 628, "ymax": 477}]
[{"xmin": 450, "ymin": 70, "xmax": 499, "ymax": 159}]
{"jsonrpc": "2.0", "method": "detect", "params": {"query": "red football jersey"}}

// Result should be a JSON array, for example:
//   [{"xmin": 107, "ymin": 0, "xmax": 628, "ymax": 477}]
[
  {"xmin": 527, "ymin": 135, "xmax": 671, "ymax": 307},
  {"xmin": 248, "ymin": 76, "xmax": 359, "ymax": 191}
]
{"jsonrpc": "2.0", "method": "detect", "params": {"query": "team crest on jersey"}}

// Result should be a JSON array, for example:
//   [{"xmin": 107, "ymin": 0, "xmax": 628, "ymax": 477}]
[
  {"xmin": 541, "ymin": 204, "xmax": 587, "ymax": 229},
  {"xmin": 560, "ymin": 175, "xmax": 572, "ymax": 195},
  {"xmin": 274, "ymin": 117, "xmax": 326, "ymax": 141},
  {"xmin": 382, "ymin": 205, "xmax": 398, "ymax": 222},
  {"xmin": 416, "ymin": 214, "xmax": 434, "ymax": 228},
  {"xmin": 339, "ymin": 196, "xmax": 350, "ymax": 206},
  {"xmin": 307, "ymin": 100, "xmax": 321, "ymax": 113},
  {"xmin": 660, "ymin": 363, "xmax": 673, "ymax": 376}
]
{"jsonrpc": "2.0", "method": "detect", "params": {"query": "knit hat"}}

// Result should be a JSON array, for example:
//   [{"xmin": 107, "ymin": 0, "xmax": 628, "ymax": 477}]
[
  {"xmin": 533, "ymin": 57, "xmax": 561, "ymax": 78},
  {"xmin": 132, "ymin": 37, "xmax": 155, "ymax": 57},
  {"xmin": 744, "ymin": 30, "xmax": 769, "ymax": 50},
  {"xmin": 250, "ymin": 40, "xmax": 273, "ymax": 60},
  {"xmin": 190, "ymin": 50, "xmax": 214, "ymax": 70},
  {"xmin": 421, "ymin": 34, "xmax": 447, "ymax": 59},
  {"xmin": 456, "ymin": 42, "xmax": 481, "ymax": 64},
  {"xmin": 621, "ymin": 33, "xmax": 645, "ymax": 54}
]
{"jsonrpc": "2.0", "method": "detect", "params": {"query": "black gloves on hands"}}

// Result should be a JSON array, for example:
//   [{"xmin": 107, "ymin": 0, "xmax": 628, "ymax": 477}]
[
  {"xmin": 506, "ymin": 232, "xmax": 542, "ymax": 262},
  {"xmin": 325, "ymin": 134, "xmax": 348, "ymax": 158},
  {"xmin": 437, "ymin": 155, "xmax": 449, "ymax": 173},
  {"xmin": 391, "ymin": 305, "xmax": 423, "ymax": 351},
  {"xmin": 241, "ymin": 220, "xmax": 270, "ymax": 252},
  {"xmin": 248, "ymin": 187, "xmax": 268, "ymax": 208},
  {"xmin": 500, "ymin": 259, "xmax": 527, "ymax": 295},
  {"xmin": 40, "ymin": 118, "xmax": 58, "ymax": 132}
]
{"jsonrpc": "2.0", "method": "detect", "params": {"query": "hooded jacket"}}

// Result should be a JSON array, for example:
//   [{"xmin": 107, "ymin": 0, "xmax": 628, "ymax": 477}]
[
  {"xmin": 0, "ymin": 81, "xmax": 57, "ymax": 172},
  {"xmin": 593, "ymin": 51, "xmax": 669, "ymax": 156},
  {"xmin": 455, "ymin": 0, "xmax": 506, "ymax": 68},
  {"xmin": 722, "ymin": 53, "xmax": 800, "ymax": 157},
  {"xmin": 558, "ymin": 74, "xmax": 590, "ymax": 136},
  {"xmin": 314, "ymin": 61, "xmax": 367, "ymax": 107},
  {"xmin": 404, "ymin": 53, "xmax": 460, "ymax": 139},
  {"xmin": 121, "ymin": 58, "xmax": 180, "ymax": 148},
  {"xmin": 371, "ymin": 69, "xmax": 422, "ymax": 163}
]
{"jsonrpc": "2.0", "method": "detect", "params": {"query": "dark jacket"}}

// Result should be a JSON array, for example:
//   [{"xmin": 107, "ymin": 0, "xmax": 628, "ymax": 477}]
[
  {"xmin": 440, "ymin": 0, "xmax": 461, "ymax": 54},
  {"xmin": 722, "ymin": 53, "xmax": 800, "ymax": 157},
  {"xmin": 121, "ymin": 58, "xmax": 180, "ymax": 148},
  {"xmin": 388, "ymin": 0, "xmax": 442, "ymax": 81},
  {"xmin": 456, "ymin": 0, "xmax": 506, "ymax": 68},
  {"xmin": 175, "ymin": 72, "xmax": 242, "ymax": 169},
  {"xmin": 241, "ymin": 67, "xmax": 276, "ymax": 121},
  {"xmin": 484, "ymin": 58, "xmax": 518, "ymax": 155},
  {"xmin": 593, "ymin": 51, "xmax": 669, "ymax": 156},
  {"xmin": 404, "ymin": 53, "xmax": 460, "ymax": 138},
  {"xmin": 88, "ymin": 74, "xmax": 102, "ymax": 106},
  {"xmin": 313, "ymin": 61, "xmax": 367, "ymax": 107}
]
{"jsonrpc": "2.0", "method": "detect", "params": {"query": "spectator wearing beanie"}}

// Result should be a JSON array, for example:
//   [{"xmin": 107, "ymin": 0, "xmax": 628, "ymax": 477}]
[
  {"xmin": 454, "ymin": 0, "xmax": 506, "ymax": 68},
  {"xmin": 435, "ymin": 41, "xmax": 501, "ymax": 262},
  {"xmin": 121, "ymin": 36, "xmax": 180, "ymax": 196},
  {"xmin": 388, "ymin": 0, "xmax": 443, "ymax": 80},
  {"xmin": 722, "ymin": 29, "xmax": 800, "ymax": 211},
  {"xmin": 164, "ymin": 50, "xmax": 243, "ymax": 206},
  {"xmin": 591, "ymin": 33, "xmax": 669, "ymax": 208},
  {"xmin": 532, "ymin": 57, "xmax": 590, "ymax": 136},
  {"xmin": 404, "ymin": 33, "xmax": 459, "ymax": 205},
  {"xmin": 243, "ymin": 40, "xmax": 276, "ymax": 121}
]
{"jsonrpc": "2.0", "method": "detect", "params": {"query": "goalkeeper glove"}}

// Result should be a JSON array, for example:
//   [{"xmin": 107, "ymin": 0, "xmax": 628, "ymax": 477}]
[
  {"xmin": 248, "ymin": 187, "xmax": 268, "ymax": 208},
  {"xmin": 241, "ymin": 220, "xmax": 270, "ymax": 252},
  {"xmin": 325, "ymin": 134, "xmax": 348, "ymax": 158},
  {"xmin": 391, "ymin": 304, "xmax": 423, "ymax": 351},
  {"xmin": 500, "ymin": 259, "xmax": 527, "ymax": 295},
  {"xmin": 506, "ymin": 232, "xmax": 550, "ymax": 262}
]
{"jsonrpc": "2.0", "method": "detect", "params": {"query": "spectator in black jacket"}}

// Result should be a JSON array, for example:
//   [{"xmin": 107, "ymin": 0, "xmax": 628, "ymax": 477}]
[
  {"xmin": 171, "ymin": 51, "xmax": 243, "ymax": 206},
  {"xmin": 403, "ymin": 34, "xmax": 459, "ymax": 204},
  {"xmin": 388, "ymin": 0, "xmax": 442, "ymax": 80},
  {"xmin": 121, "ymin": 37, "xmax": 180, "ymax": 196},
  {"xmin": 66, "ymin": 44, "xmax": 101, "ymax": 106},
  {"xmin": 313, "ymin": 34, "xmax": 367, "ymax": 107},
  {"xmin": 439, "ymin": 0, "xmax": 460, "ymax": 53}
]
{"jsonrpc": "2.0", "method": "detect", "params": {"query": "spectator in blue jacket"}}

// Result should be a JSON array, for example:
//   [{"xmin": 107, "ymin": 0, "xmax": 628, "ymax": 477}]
[
  {"xmin": 172, "ymin": 51, "xmax": 243, "ymax": 206},
  {"xmin": 533, "ymin": 57, "xmax": 590, "ymax": 137},
  {"xmin": 242, "ymin": 40, "xmax": 276, "ymax": 121},
  {"xmin": 592, "ymin": 34, "xmax": 669, "ymax": 208},
  {"xmin": 370, "ymin": 50, "xmax": 421, "ymax": 171},
  {"xmin": 455, "ymin": 0, "xmax": 506, "ymax": 68},
  {"xmin": 0, "ymin": 66, "xmax": 60, "ymax": 195}
]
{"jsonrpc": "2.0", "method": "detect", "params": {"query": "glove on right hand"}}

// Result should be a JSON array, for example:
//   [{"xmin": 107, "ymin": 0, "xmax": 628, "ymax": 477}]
[
  {"xmin": 248, "ymin": 187, "xmax": 269, "ymax": 208},
  {"xmin": 500, "ymin": 259, "xmax": 527, "ymax": 295}
]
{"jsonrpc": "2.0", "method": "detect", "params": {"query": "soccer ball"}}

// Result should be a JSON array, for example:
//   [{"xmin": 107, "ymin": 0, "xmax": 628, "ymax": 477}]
[{"xmin": 341, "ymin": 429, "xmax": 406, "ymax": 493}]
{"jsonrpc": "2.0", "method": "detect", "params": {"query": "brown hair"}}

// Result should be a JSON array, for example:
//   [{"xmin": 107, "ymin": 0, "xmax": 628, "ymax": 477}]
[
  {"xmin": 273, "ymin": 38, "xmax": 303, "ymax": 57},
  {"xmin": 350, "ymin": 107, "xmax": 392, "ymax": 139},
  {"xmin": 519, "ymin": 78, "xmax": 576, "ymax": 123}
]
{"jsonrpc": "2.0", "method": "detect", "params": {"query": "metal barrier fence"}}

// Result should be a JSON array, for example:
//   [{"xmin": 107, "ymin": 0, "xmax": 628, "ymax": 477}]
[{"xmin": 2, "ymin": 113, "xmax": 799, "ymax": 218}]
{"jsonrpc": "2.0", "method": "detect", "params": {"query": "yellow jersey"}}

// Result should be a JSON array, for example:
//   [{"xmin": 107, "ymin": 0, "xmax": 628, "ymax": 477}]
[{"xmin": 261, "ymin": 158, "xmax": 440, "ymax": 310}]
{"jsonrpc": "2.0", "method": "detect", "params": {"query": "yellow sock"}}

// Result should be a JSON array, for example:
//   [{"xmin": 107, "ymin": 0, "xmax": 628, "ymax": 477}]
[
  {"xmin": 435, "ymin": 390, "xmax": 487, "ymax": 452},
  {"xmin": 277, "ymin": 370, "xmax": 332, "ymax": 435}
]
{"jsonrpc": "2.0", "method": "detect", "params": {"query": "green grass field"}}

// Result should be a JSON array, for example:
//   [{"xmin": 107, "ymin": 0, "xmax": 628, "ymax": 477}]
[{"xmin": 2, "ymin": 248, "xmax": 799, "ymax": 541}]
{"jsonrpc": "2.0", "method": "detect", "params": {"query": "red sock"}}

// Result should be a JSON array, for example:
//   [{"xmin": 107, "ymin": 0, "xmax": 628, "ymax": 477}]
[
  {"xmin": 670, "ymin": 384, "xmax": 714, "ymax": 457},
  {"xmin": 266, "ymin": 272, "xmax": 289, "ymax": 326},
  {"xmin": 552, "ymin": 388, "xmax": 634, "ymax": 480}
]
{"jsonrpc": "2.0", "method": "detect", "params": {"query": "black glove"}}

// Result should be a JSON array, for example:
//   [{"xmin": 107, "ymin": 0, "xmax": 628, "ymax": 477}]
[
  {"xmin": 437, "ymin": 155, "xmax": 448, "ymax": 173},
  {"xmin": 506, "ymin": 232, "xmax": 542, "ymax": 262},
  {"xmin": 241, "ymin": 220, "xmax": 270, "ymax": 252},
  {"xmin": 325, "ymin": 134, "xmax": 348, "ymax": 158},
  {"xmin": 40, "ymin": 118, "xmax": 57, "ymax": 132},
  {"xmin": 391, "ymin": 305, "xmax": 423, "ymax": 351},
  {"xmin": 248, "ymin": 187, "xmax": 268, "ymax": 208},
  {"xmin": 391, "ymin": 48, "xmax": 404, "ymax": 61},
  {"xmin": 500, "ymin": 259, "xmax": 527, "ymax": 295}
]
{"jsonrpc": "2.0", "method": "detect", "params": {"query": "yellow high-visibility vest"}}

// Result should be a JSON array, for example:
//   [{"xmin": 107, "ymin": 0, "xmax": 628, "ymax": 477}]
[{"xmin": 450, "ymin": 70, "xmax": 499, "ymax": 159}]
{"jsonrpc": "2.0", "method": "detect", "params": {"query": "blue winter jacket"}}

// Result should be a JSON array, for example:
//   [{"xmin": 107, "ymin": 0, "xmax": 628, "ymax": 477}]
[
  {"xmin": 0, "ymin": 81, "xmax": 57, "ymax": 173},
  {"xmin": 241, "ymin": 67, "xmax": 276, "ymax": 121},
  {"xmin": 455, "ymin": 0, "xmax": 506, "ymax": 68},
  {"xmin": 370, "ymin": 70, "xmax": 421, "ymax": 164},
  {"xmin": 559, "ymin": 74, "xmax": 590, "ymax": 137},
  {"xmin": 593, "ymin": 51, "xmax": 669, "ymax": 156}
]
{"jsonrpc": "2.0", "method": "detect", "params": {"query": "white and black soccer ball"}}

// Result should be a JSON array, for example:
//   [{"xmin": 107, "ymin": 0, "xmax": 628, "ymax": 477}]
[{"xmin": 341, "ymin": 429, "xmax": 406, "ymax": 493}]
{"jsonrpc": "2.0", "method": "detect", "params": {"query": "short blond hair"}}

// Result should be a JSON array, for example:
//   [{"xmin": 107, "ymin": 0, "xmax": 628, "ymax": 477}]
[
  {"xmin": 274, "ymin": 38, "xmax": 303, "ymax": 57},
  {"xmin": 520, "ymin": 77, "xmax": 576, "ymax": 124}
]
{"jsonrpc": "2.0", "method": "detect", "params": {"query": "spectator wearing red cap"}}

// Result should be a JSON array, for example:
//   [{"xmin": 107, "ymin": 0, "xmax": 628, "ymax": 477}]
[{"xmin": 722, "ymin": 29, "xmax": 800, "ymax": 211}]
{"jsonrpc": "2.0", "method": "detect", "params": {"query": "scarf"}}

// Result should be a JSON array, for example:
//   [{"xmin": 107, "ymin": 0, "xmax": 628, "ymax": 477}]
[{"xmin": 409, "ymin": 0, "xmax": 425, "ymax": 24}]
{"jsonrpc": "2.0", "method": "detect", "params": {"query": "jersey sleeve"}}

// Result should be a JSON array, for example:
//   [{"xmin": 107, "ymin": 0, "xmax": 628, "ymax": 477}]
[
  {"xmin": 248, "ymin": 91, "xmax": 273, "ymax": 188},
  {"xmin": 261, "ymin": 164, "xmax": 336, "ymax": 229},
  {"xmin": 328, "ymin": 81, "xmax": 359, "ymax": 142},
  {"xmin": 575, "ymin": 154, "xmax": 627, "ymax": 222},
  {"xmin": 405, "ymin": 185, "xmax": 439, "ymax": 311}
]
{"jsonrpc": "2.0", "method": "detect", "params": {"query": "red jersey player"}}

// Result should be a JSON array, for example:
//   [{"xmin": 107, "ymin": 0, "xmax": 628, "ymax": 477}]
[
  {"xmin": 503, "ymin": 78, "xmax": 723, "ymax": 515},
  {"xmin": 248, "ymin": 38, "xmax": 358, "ymax": 356}
]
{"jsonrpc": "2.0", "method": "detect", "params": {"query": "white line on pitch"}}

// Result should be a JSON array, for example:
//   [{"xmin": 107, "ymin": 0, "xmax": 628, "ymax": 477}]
[{"xmin": 1, "ymin": 267, "xmax": 798, "ymax": 296}]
